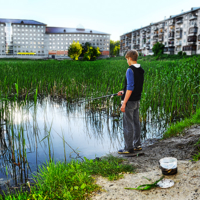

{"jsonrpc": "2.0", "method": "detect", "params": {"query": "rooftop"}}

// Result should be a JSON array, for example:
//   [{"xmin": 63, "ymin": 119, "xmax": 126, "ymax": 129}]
[
  {"xmin": 46, "ymin": 27, "xmax": 110, "ymax": 35},
  {"xmin": 0, "ymin": 18, "xmax": 46, "ymax": 25}
]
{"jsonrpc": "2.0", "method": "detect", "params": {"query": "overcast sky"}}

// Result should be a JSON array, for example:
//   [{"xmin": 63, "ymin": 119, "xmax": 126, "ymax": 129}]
[{"xmin": 0, "ymin": 0, "xmax": 199, "ymax": 41}]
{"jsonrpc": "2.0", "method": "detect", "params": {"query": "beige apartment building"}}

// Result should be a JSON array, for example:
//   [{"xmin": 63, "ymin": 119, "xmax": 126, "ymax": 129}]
[
  {"xmin": 0, "ymin": 18, "xmax": 110, "ymax": 58},
  {"xmin": 120, "ymin": 7, "xmax": 200, "ymax": 56}
]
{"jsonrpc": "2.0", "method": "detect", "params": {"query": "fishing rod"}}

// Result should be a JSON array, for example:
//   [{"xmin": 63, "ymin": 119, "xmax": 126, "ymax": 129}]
[{"xmin": 74, "ymin": 92, "xmax": 124, "ymax": 104}]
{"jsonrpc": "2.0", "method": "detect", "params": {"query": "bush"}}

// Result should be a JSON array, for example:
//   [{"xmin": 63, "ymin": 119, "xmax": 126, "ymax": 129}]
[
  {"xmin": 178, "ymin": 51, "xmax": 183, "ymax": 56},
  {"xmin": 183, "ymin": 52, "xmax": 186, "ymax": 56},
  {"xmin": 152, "ymin": 42, "xmax": 164, "ymax": 56},
  {"xmin": 68, "ymin": 41, "xmax": 83, "ymax": 60},
  {"xmin": 139, "ymin": 53, "xmax": 142, "ymax": 56}
]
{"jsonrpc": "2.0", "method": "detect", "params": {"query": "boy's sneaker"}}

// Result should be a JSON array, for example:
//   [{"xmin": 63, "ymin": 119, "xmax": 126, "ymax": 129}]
[
  {"xmin": 134, "ymin": 146, "xmax": 142, "ymax": 151},
  {"xmin": 118, "ymin": 149, "xmax": 134, "ymax": 154}
]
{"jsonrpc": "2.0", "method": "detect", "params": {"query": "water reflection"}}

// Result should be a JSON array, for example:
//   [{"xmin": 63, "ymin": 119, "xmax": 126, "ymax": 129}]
[{"xmin": 0, "ymin": 98, "xmax": 169, "ymax": 189}]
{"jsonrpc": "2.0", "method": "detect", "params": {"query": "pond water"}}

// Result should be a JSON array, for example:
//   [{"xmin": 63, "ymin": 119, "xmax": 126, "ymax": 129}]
[{"xmin": 0, "ymin": 97, "xmax": 168, "ymax": 189}]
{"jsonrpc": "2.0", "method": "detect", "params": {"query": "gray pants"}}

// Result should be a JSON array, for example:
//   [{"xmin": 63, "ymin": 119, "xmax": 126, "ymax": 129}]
[{"xmin": 123, "ymin": 100, "xmax": 141, "ymax": 150}]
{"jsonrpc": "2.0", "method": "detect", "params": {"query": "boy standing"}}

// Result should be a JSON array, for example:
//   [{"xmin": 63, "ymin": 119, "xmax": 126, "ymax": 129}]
[{"xmin": 118, "ymin": 50, "xmax": 145, "ymax": 154}]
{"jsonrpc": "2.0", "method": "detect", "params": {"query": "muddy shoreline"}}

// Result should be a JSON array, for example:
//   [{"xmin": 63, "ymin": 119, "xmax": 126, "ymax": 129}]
[{"xmin": 92, "ymin": 124, "xmax": 200, "ymax": 200}]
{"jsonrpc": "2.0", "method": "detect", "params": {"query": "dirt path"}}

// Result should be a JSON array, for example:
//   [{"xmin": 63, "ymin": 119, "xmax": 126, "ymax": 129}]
[{"xmin": 92, "ymin": 125, "xmax": 200, "ymax": 200}]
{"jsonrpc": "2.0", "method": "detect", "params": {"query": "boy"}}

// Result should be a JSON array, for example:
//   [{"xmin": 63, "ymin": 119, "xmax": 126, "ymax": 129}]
[{"xmin": 118, "ymin": 50, "xmax": 145, "ymax": 154}]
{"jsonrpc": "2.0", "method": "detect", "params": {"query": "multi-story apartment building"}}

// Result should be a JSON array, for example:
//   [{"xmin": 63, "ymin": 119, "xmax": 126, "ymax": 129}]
[
  {"xmin": 0, "ymin": 18, "xmax": 110, "ymax": 58},
  {"xmin": 120, "ymin": 7, "xmax": 200, "ymax": 56}
]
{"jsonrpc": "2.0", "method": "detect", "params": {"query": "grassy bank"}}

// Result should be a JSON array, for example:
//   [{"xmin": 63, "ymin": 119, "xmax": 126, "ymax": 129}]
[
  {"xmin": 0, "ymin": 155, "xmax": 135, "ymax": 200},
  {"xmin": 163, "ymin": 107, "xmax": 200, "ymax": 139}
]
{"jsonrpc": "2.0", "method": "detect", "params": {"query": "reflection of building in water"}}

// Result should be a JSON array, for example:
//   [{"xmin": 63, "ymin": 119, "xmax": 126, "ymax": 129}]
[{"xmin": 0, "ymin": 18, "xmax": 110, "ymax": 58}]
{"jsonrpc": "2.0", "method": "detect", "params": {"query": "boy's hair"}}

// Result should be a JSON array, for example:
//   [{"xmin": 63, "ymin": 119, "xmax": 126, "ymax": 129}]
[{"xmin": 125, "ymin": 50, "xmax": 138, "ymax": 61}]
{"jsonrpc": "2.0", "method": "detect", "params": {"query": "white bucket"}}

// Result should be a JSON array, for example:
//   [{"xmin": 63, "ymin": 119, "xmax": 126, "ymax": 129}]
[{"xmin": 159, "ymin": 157, "xmax": 177, "ymax": 170}]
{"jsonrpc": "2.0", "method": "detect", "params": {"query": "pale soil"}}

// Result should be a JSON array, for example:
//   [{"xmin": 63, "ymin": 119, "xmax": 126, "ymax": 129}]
[{"xmin": 92, "ymin": 125, "xmax": 200, "ymax": 200}]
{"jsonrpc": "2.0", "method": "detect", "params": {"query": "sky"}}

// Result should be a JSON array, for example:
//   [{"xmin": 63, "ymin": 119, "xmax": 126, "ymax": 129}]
[{"xmin": 0, "ymin": 0, "xmax": 199, "ymax": 41}]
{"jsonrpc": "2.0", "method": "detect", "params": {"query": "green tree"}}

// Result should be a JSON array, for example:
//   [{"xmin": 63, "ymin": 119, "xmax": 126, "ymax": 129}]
[
  {"xmin": 152, "ymin": 42, "xmax": 164, "ymax": 56},
  {"xmin": 83, "ymin": 45, "xmax": 101, "ymax": 61},
  {"xmin": 113, "ymin": 45, "xmax": 120, "ymax": 56},
  {"xmin": 110, "ymin": 40, "xmax": 120, "ymax": 55},
  {"xmin": 68, "ymin": 41, "xmax": 83, "ymax": 60},
  {"xmin": 80, "ymin": 42, "xmax": 91, "ymax": 57}
]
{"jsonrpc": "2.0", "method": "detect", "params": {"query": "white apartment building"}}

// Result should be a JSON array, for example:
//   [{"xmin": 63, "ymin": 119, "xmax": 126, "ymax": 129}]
[
  {"xmin": 120, "ymin": 7, "xmax": 200, "ymax": 56},
  {"xmin": 0, "ymin": 18, "xmax": 110, "ymax": 58}
]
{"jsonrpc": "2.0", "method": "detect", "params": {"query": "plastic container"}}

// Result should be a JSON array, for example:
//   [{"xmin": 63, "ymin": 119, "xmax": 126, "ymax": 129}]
[{"xmin": 159, "ymin": 157, "xmax": 177, "ymax": 175}]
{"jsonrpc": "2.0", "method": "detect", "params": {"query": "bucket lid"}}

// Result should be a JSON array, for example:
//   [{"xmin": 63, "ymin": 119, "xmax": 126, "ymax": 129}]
[
  {"xmin": 157, "ymin": 179, "xmax": 174, "ymax": 188},
  {"xmin": 159, "ymin": 157, "xmax": 177, "ymax": 163}
]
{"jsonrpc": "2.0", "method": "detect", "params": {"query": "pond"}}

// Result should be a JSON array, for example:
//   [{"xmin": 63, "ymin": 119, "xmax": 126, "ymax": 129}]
[{"xmin": 0, "ymin": 97, "xmax": 169, "ymax": 190}]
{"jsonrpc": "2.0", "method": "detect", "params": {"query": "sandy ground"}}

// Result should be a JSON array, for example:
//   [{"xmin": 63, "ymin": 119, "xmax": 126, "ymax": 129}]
[{"xmin": 92, "ymin": 125, "xmax": 200, "ymax": 200}]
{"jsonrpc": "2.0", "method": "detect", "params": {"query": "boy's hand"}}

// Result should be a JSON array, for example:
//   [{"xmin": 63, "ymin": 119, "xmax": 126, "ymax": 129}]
[
  {"xmin": 117, "ymin": 91, "xmax": 124, "ymax": 96},
  {"xmin": 121, "ymin": 103, "xmax": 126, "ymax": 112}
]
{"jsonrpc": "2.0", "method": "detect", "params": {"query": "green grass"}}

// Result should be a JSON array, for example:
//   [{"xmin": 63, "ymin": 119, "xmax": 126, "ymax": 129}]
[
  {"xmin": 162, "ymin": 108, "xmax": 200, "ymax": 139},
  {"xmin": 0, "ymin": 56, "xmax": 200, "ymax": 123},
  {"xmin": 0, "ymin": 155, "xmax": 135, "ymax": 200}
]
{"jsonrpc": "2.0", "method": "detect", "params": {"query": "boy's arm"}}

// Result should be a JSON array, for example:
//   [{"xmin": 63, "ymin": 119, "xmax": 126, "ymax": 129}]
[
  {"xmin": 121, "ymin": 69, "xmax": 134, "ymax": 112},
  {"xmin": 121, "ymin": 90, "xmax": 132, "ymax": 112}
]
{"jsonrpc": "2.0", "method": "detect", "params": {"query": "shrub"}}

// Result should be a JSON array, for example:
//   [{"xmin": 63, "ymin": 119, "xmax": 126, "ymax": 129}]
[
  {"xmin": 183, "ymin": 52, "xmax": 186, "ymax": 56},
  {"xmin": 68, "ymin": 41, "xmax": 83, "ymax": 61},
  {"xmin": 178, "ymin": 51, "xmax": 183, "ymax": 56}
]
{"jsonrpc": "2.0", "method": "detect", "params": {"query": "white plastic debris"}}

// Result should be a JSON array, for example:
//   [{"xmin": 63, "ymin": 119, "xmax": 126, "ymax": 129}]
[{"xmin": 157, "ymin": 179, "xmax": 174, "ymax": 188}]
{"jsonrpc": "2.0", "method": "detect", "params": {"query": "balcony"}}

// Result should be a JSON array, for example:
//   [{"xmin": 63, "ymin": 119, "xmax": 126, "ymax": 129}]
[
  {"xmin": 187, "ymin": 36, "xmax": 197, "ymax": 44},
  {"xmin": 183, "ymin": 45, "xmax": 196, "ymax": 51},
  {"xmin": 153, "ymin": 26, "xmax": 158, "ymax": 31},
  {"xmin": 136, "ymin": 32, "xmax": 140, "ymax": 36},
  {"xmin": 146, "ymin": 29, "xmax": 150, "ymax": 33},
  {"xmin": 153, "ymin": 38, "xmax": 158, "ymax": 42},
  {"xmin": 168, "ymin": 36, "xmax": 174, "ymax": 40},
  {"xmin": 168, "ymin": 41, "xmax": 174, "ymax": 46},
  {"xmin": 176, "ymin": 34, "xmax": 182, "ymax": 39},
  {"xmin": 176, "ymin": 19, "xmax": 183, "ymax": 24},
  {"xmin": 147, "ymin": 34, "xmax": 151, "ymax": 38},
  {"xmin": 158, "ymin": 38, "xmax": 163, "ymax": 42},
  {"xmin": 159, "ymin": 23, "xmax": 165, "ymax": 29},
  {"xmin": 169, "ymin": 21, "xmax": 175, "ymax": 26},
  {"xmin": 188, "ymin": 27, "xmax": 198, "ymax": 36},
  {"xmin": 189, "ymin": 15, "xmax": 197, "ymax": 21},
  {"xmin": 189, "ymin": 23, "xmax": 197, "ymax": 28},
  {"xmin": 175, "ymin": 42, "xmax": 182, "ymax": 46},
  {"xmin": 153, "ymin": 33, "xmax": 158, "ymax": 37},
  {"xmin": 198, "ymin": 34, "xmax": 200, "ymax": 41},
  {"xmin": 168, "ymin": 33, "xmax": 174, "ymax": 40},
  {"xmin": 176, "ymin": 27, "xmax": 182, "ymax": 32},
  {"xmin": 146, "ymin": 45, "xmax": 150, "ymax": 50},
  {"xmin": 158, "ymin": 31, "xmax": 164, "ymax": 36},
  {"xmin": 146, "ymin": 40, "xmax": 150, "ymax": 44}
]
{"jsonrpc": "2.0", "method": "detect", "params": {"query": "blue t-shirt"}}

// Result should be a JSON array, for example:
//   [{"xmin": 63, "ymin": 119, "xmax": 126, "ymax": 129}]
[{"xmin": 126, "ymin": 68, "xmax": 134, "ymax": 91}]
